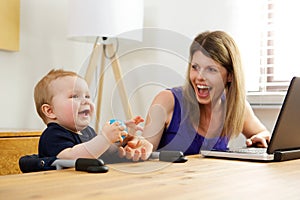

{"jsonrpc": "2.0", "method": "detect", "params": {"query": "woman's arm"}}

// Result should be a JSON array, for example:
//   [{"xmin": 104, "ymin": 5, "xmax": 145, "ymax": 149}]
[
  {"xmin": 242, "ymin": 101, "xmax": 271, "ymax": 147},
  {"xmin": 119, "ymin": 90, "xmax": 175, "ymax": 161},
  {"xmin": 142, "ymin": 90, "xmax": 175, "ymax": 151}
]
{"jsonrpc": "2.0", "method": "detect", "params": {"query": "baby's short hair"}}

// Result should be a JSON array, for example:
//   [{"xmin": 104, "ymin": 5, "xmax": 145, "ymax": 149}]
[{"xmin": 34, "ymin": 69, "xmax": 81, "ymax": 124}]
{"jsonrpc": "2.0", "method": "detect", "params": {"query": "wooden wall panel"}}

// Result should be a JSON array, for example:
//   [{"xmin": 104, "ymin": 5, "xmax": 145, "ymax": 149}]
[{"xmin": 0, "ymin": 131, "xmax": 41, "ymax": 175}]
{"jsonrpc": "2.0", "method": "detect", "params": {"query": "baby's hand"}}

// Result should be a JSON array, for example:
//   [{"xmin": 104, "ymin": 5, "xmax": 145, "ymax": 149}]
[{"xmin": 102, "ymin": 121, "xmax": 128, "ymax": 144}]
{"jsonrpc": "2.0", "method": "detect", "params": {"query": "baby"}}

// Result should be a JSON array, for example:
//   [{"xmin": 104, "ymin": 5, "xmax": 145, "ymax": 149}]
[{"xmin": 35, "ymin": 69, "xmax": 142, "ymax": 160}]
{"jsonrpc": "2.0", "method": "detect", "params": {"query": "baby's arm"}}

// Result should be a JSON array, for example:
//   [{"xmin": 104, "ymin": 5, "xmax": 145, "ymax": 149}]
[
  {"xmin": 57, "ymin": 122, "xmax": 127, "ymax": 159},
  {"xmin": 57, "ymin": 134, "xmax": 110, "ymax": 159}
]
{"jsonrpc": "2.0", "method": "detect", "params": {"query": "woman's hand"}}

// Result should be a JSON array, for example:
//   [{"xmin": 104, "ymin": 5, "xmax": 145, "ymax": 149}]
[
  {"xmin": 246, "ymin": 131, "xmax": 271, "ymax": 148},
  {"xmin": 118, "ymin": 116, "xmax": 153, "ymax": 161},
  {"xmin": 118, "ymin": 135, "xmax": 153, "ymax": 161},
  {"xmin": 124, "ymin": 116, "xmax": 144, "ymax": 135}
]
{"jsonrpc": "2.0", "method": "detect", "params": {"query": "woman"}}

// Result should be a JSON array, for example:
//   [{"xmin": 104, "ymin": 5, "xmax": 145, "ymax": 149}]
[{"xmin": 122, "ymin": 31, "xmax": 270, "ymax": 159}]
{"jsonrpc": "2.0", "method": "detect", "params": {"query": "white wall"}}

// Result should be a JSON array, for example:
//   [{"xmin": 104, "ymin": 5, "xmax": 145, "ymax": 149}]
[
  {"xmin": 0, "ymin": 0, "xmax": 93, "ymax": 130},
  {"xmin": 0, "ymin": 0, "xmax": 274, "ymax": 131}
]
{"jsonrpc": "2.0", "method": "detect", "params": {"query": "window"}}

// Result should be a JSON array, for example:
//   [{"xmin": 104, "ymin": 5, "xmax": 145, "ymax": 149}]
[{"xmin": 255, "ymin": 0, "xmax": 300, "ymax": 93}]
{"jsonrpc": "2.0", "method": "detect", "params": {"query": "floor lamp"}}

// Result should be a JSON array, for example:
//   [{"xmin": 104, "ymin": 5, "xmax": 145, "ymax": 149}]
[{"xmin": 68, "ymin": 0, "xmax": 144, "ymax": 132}]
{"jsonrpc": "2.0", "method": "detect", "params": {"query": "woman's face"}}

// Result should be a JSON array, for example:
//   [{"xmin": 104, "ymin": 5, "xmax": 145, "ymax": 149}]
[{"xmin": 189, "ymin": 50, "xmax": 231, "ymax": 105}]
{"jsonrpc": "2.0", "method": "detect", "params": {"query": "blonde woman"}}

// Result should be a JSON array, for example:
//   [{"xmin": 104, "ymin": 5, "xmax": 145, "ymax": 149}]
[{"xmin": 123, "ymin": 31, "xmax": 270, "ymax": 159}]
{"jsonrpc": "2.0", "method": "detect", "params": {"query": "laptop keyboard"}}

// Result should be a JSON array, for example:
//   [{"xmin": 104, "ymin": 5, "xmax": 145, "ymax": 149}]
[{"xmin": 227, "ymin": 147, "xmax": 267, "ymax": 154}]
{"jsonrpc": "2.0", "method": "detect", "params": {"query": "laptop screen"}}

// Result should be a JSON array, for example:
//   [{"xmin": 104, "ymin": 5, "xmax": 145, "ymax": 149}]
[{"xmin": 268, "ymin": 77, "xmax": 300, "ymax": 154}]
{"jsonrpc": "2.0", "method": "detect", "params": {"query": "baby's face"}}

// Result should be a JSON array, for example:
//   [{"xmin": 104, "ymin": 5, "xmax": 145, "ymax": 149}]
[{"xmin": 49, "ymin": 76, "xmax": 94, "ymax": 132}]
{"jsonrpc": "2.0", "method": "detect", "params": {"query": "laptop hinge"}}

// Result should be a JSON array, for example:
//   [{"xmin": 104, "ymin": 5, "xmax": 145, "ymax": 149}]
[{"xmin": 274, "ymin": 149, "xmax": 300, "ymax": 161}]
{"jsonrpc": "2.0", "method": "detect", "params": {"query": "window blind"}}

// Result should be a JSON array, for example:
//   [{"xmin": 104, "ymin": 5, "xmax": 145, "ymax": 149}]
[{"xmin": 257, "ymin": 0, "xmax": 300, "ymax": 93}]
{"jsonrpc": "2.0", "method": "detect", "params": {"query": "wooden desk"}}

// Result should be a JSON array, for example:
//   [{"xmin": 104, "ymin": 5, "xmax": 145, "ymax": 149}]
[
  {"xmin": 1, "ymin": 155, "xmax": 300, "ymax": 199},
  {"xmin": 0, "ymin": 130, "xmax": 42, "ymax": 175}
]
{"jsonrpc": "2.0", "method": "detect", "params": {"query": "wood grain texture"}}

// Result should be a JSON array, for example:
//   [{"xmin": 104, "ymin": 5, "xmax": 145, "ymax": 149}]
[
  {"xmin": 0, "ymin": 131, "xmax": 41, "ymax": 175},
  {"xmin": 1, "ymin": 155, "xmax": 300, "ymax": 199}
]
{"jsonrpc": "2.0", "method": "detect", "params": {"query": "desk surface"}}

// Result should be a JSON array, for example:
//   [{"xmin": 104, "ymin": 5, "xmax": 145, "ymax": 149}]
[{"xmin": 1, "ymin": 155, "xmax": 300, "ymax": 200}]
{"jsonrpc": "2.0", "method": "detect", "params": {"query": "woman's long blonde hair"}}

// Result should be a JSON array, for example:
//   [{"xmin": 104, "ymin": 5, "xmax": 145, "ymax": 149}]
[{"xmin": 183, "ymin": 31, "xmax": 246, "ymax": 138}]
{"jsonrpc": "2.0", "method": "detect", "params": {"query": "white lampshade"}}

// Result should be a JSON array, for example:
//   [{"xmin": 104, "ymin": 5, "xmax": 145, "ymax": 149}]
[{"xmin": 68, "ymin": 0, "xmax": 144, "ymax": 42}]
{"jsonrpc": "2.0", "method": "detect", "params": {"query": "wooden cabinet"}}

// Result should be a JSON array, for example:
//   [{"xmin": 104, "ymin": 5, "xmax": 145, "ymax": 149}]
[{"xmin": 0, "ymin": 131, "xmax": 41, "ymax": 175}]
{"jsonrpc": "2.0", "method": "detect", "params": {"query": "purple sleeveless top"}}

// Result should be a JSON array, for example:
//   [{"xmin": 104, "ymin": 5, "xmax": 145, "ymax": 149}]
[{"xmin": 157, "ymin": 87, "xmax": 229, "ymax": 155}]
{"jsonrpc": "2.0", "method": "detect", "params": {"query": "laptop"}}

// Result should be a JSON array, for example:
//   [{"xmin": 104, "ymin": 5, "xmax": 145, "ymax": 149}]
[{"xmin": 201, "ymin": 76, "xmax": 300, "ymax": 161}]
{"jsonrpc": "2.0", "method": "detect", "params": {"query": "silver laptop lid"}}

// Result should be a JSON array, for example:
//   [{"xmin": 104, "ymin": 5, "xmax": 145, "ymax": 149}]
[{"xmin": 268, "ymin": 77, "xmax": 300, "ymax": 154}]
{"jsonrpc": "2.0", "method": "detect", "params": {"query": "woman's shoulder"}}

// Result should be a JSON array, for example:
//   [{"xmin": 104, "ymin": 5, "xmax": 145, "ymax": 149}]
[
  {"xmin": 151, "ymin": 88, "xmax": 180, "ymax": 114},
  {"xmin": 153, "ymin": 89, "xmax": 174, "ymax": 102},
  {"xmin": 155, "ymin": 87, "xmax": 183, "ymax": 99}
]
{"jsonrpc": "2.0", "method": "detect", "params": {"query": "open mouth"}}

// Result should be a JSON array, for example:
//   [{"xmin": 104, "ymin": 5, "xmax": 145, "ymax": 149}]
[
  {"xmin": 197, "ymin": 84, "xmax": 211, "ymax": 97},
  {"xmin": 78, "ymin": 109, "xmax": 90, "ymax": 116},
  {"xmin": 197, "ymin": 85, "xmax": 211, "ymax": 90}
]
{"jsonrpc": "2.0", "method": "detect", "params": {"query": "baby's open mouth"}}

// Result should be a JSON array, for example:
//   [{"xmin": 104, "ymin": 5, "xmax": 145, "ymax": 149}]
[{"xmin": 78, "ymin": 109, "xmax": 90, "ymax": 116}]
